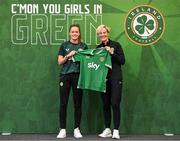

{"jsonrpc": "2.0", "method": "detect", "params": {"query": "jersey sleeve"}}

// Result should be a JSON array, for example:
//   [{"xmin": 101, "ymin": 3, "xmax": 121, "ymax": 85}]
[
  {"xmin": 58, "ymin": 44, "xmax": 65, "ymax": 56},
  {"xmin": 72, "ymin": 52, "xmax": 82, "ymax": 62},
  {"xmin": 111, "ymin": 42, "xmax": 125, "ymax": 65},
  {"xmin": 105, "ymin": 52, "xmax": 112, "ymax": 69}
]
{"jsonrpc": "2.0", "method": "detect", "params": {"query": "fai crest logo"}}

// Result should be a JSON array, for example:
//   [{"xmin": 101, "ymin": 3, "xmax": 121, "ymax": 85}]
[
  {"xmin": 99, "ymin": 57, "xmax": 105, "ymax": 62},
  {"xmin": 124, "ymin": 5, "xmax": 165, "ymax": 46}
]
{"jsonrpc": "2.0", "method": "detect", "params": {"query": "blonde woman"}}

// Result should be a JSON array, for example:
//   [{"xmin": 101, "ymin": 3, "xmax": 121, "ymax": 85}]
[{"xmin": 96, "ymin": 25, "xmax": 125, "ymax": 139}]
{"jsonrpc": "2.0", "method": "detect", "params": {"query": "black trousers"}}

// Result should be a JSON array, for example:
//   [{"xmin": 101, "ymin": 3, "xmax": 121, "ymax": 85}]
[
  {"xmin": 101, "ymin": 79, "xmax": 122, "ymax": 129},
  {"xmin": 59, "ymin": 73, "xmax": 83, "ymax": 129}
]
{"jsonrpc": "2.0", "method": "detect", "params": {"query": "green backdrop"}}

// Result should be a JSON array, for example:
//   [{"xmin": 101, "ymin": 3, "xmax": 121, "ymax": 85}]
[{"xmin": 0, "ymin": 0, "xmax": 180, "ymax": 134}]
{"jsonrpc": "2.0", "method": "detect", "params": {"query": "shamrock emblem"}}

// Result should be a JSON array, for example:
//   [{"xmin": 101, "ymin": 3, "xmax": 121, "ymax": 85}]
[{"xmin": 135, "ymin": 15, "xmax": 154, "ymax": 34}]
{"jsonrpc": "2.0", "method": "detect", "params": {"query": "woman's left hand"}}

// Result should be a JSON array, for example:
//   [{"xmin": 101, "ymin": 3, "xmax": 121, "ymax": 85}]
[{"xmin": 105, "ymin": 46, "xmax": 114, "ymax": 54}]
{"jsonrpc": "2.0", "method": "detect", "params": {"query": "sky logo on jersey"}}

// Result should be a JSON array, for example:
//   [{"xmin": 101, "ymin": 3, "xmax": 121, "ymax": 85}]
[
  {"xmin": 124, "ymin": 5, "xmax": 165, "ymax": 46},
  {"xmin": 88, "ymin": 62, "xmax": 100, "ymax": 70}
]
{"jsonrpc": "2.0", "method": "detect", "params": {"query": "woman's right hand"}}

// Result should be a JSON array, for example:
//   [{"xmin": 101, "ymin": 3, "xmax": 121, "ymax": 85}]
[
  {"xmin": 58, "ymin": 50, "xmax": 76, "ymax": 65},
  {"xmin": 66, "ymin": 50, "xmax": 76, "ymax": 58}
]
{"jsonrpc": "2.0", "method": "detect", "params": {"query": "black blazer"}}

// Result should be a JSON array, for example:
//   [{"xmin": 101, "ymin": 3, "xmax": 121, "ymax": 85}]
[{"xmin": 96, "ymin": 39, "xmax": 125, "ymax": 80}]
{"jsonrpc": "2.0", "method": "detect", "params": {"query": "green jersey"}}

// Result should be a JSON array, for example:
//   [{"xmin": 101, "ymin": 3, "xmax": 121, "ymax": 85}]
[
  {"xmin": 58, "ymin": 41, "xmax": 88, "ymax": 75},
  {"xmin": 72, "ymin": 48, "xmax": 112, "ymax": 92}
]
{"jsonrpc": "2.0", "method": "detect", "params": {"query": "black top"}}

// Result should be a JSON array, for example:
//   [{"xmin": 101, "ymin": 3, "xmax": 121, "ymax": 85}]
[
  {"xmin": 58, "ymin": 41, "xmax": 88, "ymax": 75},
  {"xmin": 96, "ymin": 39, "xmax": 125, "ymax": 80}
]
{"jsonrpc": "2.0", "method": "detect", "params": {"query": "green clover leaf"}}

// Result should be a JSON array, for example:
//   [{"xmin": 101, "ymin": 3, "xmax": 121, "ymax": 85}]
[{"xmin": 135, "ymin": 15, "xmax": 154, "ymax": 34}]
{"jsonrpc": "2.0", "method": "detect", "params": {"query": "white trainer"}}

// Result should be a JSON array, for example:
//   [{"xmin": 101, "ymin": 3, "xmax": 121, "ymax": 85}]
[
  {"xmin": 112, "ymin": 129, "xmax": 120, "ymax": 139},
  {"xmin": 74, "ymin": 127, "xmax": 83, "ymax": 138},
  {"xmin": 98, "ymin": 128, "xmax": 112, "ymax": 138},
  {"xmin": 57, "ymin": 129, "xmax": 66, "ymax": 138}
]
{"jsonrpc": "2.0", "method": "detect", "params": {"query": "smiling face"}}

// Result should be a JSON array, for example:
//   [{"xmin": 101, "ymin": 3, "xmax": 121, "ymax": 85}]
[
  {"xmin": 69, "ymin": 26, "xmax": 80, "ymax": 42},
  {"xmin": 97, "ymin": 27, "xmax": 109, "ymax": 43}
]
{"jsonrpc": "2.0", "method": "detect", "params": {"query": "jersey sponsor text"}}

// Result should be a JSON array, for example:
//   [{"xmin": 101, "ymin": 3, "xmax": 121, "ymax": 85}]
[{"xmin": 88, "ymin": 62, "xmax": 100, "ymax": 70}]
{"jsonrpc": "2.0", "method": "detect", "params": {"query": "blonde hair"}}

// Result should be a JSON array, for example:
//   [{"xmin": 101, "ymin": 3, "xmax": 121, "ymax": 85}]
[{"xmin": 96, "ymin": 24, "xmax": 110, "ymax": 34}]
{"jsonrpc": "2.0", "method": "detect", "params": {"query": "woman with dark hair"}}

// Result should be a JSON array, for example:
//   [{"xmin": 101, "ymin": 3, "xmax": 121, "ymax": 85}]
[{"xmin": 57, "ymin": 24, "xmax": 88, "ymax": 138}]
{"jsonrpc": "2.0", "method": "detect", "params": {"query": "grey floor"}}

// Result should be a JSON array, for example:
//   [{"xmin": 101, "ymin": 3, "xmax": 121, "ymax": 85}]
[{"xmin": 0, "ymin": 134, "xmax": 180, "ymax": 141}]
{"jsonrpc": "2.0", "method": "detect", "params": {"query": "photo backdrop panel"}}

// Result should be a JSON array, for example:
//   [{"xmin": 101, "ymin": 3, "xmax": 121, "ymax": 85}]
[{"xmin": 0, "ymin": 0, "xmax": 180, "ymax": 134}]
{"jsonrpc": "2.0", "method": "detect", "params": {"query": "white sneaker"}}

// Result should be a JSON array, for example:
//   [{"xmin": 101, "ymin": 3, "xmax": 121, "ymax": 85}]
[
  {"xmin": 98, "ymin": 128, "xmax": 112, "ymax": 138},
  {"xmin": 57, "ymin": 129, "xmax": 66, "ymax": 138},
  {"xmin": 74, "ymin": 127, "xmax": 83, "ymax": 138},
  {"xmin": 112, "ymin": 129, "xmax": 120, "ymax": 139}
]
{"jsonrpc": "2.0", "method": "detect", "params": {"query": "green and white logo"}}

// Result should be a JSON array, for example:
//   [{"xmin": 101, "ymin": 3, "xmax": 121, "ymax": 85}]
[{"xmin": 124, "ymin": 5, "xmax": 165, "ymax": 46}]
